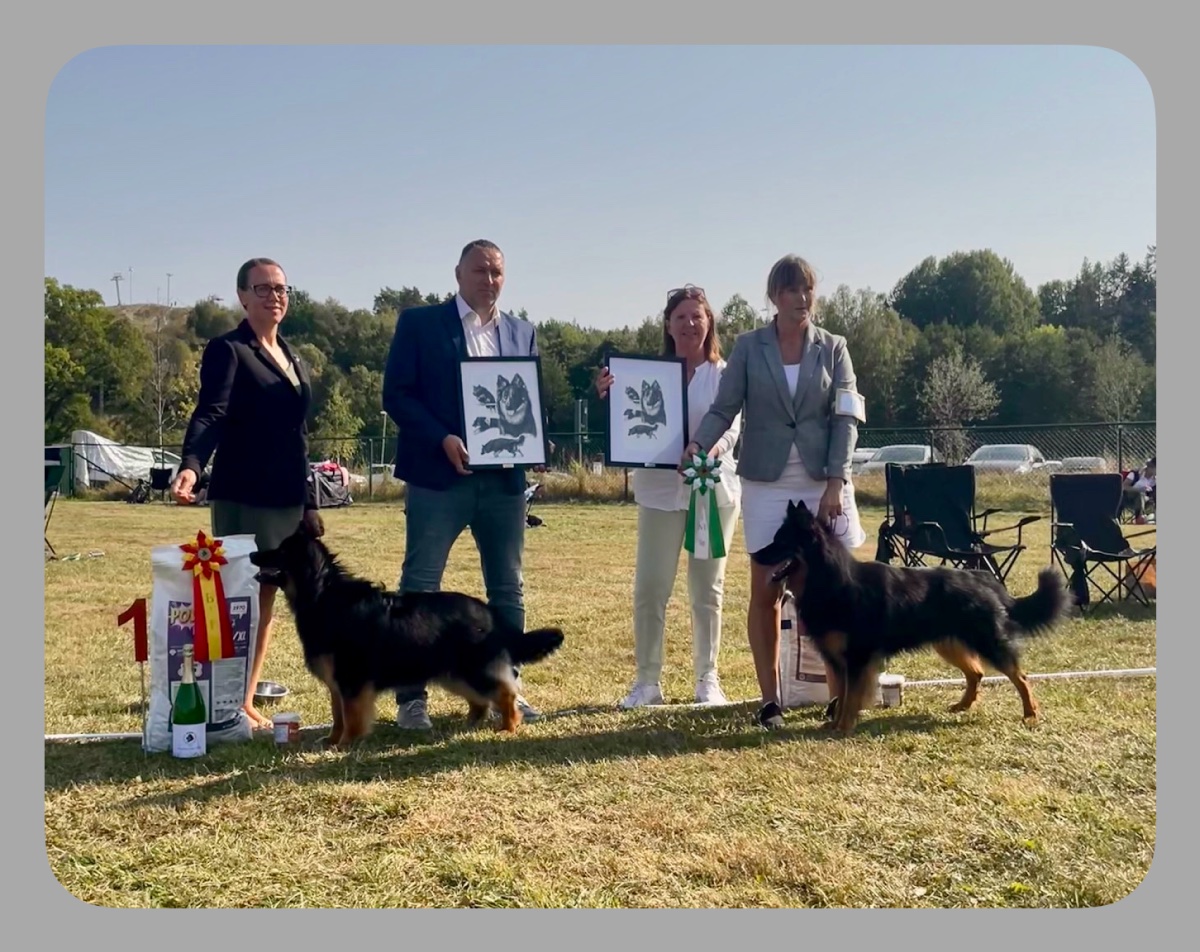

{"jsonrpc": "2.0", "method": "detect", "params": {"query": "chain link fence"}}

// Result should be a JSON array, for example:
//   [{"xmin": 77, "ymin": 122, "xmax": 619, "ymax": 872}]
[{"xmin": 855, "ymin": 421, "xmax": 1155, "ymax": 471}]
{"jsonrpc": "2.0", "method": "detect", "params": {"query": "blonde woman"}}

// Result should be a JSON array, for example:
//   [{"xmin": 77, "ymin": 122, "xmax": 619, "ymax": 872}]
[{"xmin": 684, "ymin": 256, "xmax": 866, "ymax": 728}]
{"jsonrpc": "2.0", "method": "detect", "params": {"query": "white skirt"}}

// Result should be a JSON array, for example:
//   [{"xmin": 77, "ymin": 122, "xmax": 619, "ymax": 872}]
[{"xmin": 740, "ymin": 456, "xmax": 867, "ymax": 555}]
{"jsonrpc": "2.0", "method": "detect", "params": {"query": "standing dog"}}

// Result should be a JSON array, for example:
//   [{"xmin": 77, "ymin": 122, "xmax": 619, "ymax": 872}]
[
  {"xmin": 248, "ymin": 522, "xmax": 565, "ymax": 747},
  {"xmin": 761, "ymin": 500, "xmax": 1070, "ymax": 734}
]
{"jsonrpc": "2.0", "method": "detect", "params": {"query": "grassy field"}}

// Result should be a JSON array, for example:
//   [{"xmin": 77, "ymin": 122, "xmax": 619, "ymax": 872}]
[{"xmin": 44, "ymin": 500, "xmax": 1156, "ymax": 908}]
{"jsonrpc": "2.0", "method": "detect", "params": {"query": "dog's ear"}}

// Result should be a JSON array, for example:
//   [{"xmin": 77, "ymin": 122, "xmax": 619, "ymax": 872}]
[{"xmin": 497, "ymin": 375, "xmax": 509, "ymax": 389}]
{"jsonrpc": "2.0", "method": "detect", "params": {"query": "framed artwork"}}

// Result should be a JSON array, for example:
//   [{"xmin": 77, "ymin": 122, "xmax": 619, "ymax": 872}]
[
  {"xmin": 458, "ymin": 357, "xmax": 549, "ymax": 469},
  {"xmin": 603, "ymin": 353, "xmax": 689, "ymax": 469}
]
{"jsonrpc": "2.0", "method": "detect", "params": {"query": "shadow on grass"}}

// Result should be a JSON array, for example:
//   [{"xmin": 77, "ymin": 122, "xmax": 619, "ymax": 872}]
[{"xmin": 45, "ymin": 701, "xmax": 946, "ymax": 803}]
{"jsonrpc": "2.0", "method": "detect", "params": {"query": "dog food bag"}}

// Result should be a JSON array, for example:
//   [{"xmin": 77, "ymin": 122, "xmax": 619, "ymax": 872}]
[
  {"xmin": 779, "ymin": 593, "xmax": 829, "ymax": 708},
  {"xmin": 778, "ymin": 593, "xmax": 884, "ymax": 708},
  {"xmin": 143, "ymin": 530, "xmax": 260, "ymax": 753}
]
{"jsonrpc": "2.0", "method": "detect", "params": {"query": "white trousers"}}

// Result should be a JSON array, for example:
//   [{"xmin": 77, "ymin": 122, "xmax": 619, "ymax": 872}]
[{"xmin": 632, "ymin": 502, "xmax": 740, "ymax": 684}]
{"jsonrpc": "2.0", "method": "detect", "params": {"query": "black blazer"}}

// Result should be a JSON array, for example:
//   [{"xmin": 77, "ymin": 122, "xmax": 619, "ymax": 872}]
[
  {"xmin": 381, "ymin": 298, "xmax": 539, "ymax": 495},
  {"xmin": 180, "ymin": 320, "xmax": 316, "ymax": 509}
]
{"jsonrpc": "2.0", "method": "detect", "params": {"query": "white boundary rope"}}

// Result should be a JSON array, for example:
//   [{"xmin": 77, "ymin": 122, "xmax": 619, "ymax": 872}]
[{"xmin": 43, "ymin": 666, "xmax": 1156, "ymax": 743}]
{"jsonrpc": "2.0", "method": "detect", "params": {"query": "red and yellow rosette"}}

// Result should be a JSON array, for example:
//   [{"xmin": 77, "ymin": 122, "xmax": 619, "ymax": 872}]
[{"xmin": 179, "ymin": 530, "xmax": 235, "ymax": 662}]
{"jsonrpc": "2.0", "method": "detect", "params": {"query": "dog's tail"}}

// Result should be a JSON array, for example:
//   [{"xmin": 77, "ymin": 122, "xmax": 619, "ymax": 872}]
[
  {"xmin": 503, "ymin": 627, "xmax": 566, "ymax": 666},
  {"xmin": 1007, "ymin": 568, "xmax": 1071, "ymax": 636}
]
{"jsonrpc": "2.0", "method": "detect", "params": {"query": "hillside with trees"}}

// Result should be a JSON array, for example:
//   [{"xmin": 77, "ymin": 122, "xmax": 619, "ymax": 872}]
[{"xmin": 45, "ymin": 247, "xmax": 1156, "ymax": 461}]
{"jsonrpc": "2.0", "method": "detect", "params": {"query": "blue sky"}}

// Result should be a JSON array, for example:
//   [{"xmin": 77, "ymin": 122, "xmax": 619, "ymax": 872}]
[{"xmin": 44, "ymin": 45, "xmax": 1155, "ymax": 328}]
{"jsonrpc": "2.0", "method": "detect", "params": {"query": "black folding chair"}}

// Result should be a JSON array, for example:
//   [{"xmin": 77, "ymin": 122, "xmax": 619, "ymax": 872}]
[
  {"xmin": 45, "ymin": 460, "xmax": 64, "ymax": 559},
  {"xmin": 1050, "ymin": 474, "xmax": 1156, "ymax": 609},
  {"xmin": 889, "ymin": 463, "xmax": 1040, "ymax": 587},
  {"xmin": 149, "ymin": 466, "xmax": 174, "ymax": 501},
  {"xmin": 876, "ymin": 463, "xmax": 917, "ymax": 565}
]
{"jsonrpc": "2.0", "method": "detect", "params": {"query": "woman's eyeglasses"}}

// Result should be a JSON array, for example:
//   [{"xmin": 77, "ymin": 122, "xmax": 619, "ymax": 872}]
[
  {"xmin": 667, "ymin": 284, "xmax": 705, "ymax": 304},
  {"xmin": 251, "ymin": 283, "xmax": 293, "ymax": 299}
]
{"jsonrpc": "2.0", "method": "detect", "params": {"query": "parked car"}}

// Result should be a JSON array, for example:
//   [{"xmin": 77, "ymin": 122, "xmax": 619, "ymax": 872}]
[
  {"xmin": 964, "ymin": 443, "xmax": 1057, "ymax": 475},
  {"xmin": 851, "ymin": 447, "xmax": 877, "ymax": 473},
  {"xmin": 857, "ymin": 444, "xmax": 940, "ymax": 476},
  {"xmin": 1056, "ymin": 455, "xmax": 1108, "ymax": 474}
]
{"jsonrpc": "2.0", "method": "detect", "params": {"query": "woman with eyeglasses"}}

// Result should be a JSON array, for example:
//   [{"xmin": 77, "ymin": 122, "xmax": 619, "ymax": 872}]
[
  {"xmin": 683, "ymin": 255, "xmax": 867, "ymax": 729},
  {"xmin": 595, "ymin": 285, "xmax": 742, "ymax": 708},
  {"xmin": 172, "ymin": 257, "xmax": 324, "ymax": 731}
]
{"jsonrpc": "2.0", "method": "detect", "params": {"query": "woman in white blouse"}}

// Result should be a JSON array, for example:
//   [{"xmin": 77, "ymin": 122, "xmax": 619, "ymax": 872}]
[{"xmin": 596, "ymin": 285, "xmax": 742, "ymax": 708}]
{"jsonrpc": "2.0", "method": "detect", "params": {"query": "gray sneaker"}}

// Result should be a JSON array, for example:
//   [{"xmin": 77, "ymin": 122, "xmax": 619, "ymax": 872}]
[
  {"xmin": 396, "ymin": 698, "xmax": 433, "ymax": 730},
  {"xmin": 516, "ymin": 695, "xmax": 541, "ymax": 721}
]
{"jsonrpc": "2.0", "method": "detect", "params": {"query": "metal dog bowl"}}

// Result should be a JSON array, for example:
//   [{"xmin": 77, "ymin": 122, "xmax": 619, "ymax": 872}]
[{"xmin": 254, "ymin": 680, "xmax": 289, "ymax": 703}]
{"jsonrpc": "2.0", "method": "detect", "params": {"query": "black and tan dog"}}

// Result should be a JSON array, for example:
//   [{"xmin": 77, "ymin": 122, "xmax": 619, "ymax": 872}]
[
  {"xmin": 249, "ymin": 522, "xmax": 564, "ymax": 747},
  {"xmin": 759, "ymin": 500, "xmax": 1070, "ymax": 735}
]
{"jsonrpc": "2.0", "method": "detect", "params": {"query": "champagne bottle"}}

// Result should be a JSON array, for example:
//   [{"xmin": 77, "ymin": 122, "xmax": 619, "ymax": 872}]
[{"xmin": 171, "ymin": 643, "xmax": 207, "ymax": 758}]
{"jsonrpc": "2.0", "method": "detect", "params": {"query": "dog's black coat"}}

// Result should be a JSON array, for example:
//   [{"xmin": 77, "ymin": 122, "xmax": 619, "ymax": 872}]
[
  {"xmin": 248, "ymin": 523, "xmax": 564, "ymax": 737},
  {"xmin": 760, "ymin": 500, "xmax": 1070, "ymax": 729}
]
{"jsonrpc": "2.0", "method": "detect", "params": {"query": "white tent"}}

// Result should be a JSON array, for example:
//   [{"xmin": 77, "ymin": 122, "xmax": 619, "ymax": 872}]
[{"xmin": 69, "ymin": 430, "xmax": 181, "ymax": 488}]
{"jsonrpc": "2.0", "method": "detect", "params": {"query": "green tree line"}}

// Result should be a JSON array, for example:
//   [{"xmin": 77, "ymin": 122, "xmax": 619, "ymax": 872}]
[{"xmin": 45, "ymin": 246, "xmax": 1155, "ymax": 454}]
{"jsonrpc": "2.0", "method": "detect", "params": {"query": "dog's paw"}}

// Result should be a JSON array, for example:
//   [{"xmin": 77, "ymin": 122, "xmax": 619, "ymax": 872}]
[
  {"xmin": 1022, "ymin": 714, "xmax": 1041, "ymax": 728},
  {"xmin": 321, "ymin": 733, "xmax": 345, "ymax": 749},
  {"xmin": 948, "ymin": 700, "xmax": 977, "ymax": 713}
]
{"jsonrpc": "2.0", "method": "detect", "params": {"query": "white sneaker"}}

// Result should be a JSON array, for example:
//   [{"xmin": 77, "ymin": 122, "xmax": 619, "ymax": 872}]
[
  {"xmin": 396, "ymin": 698, "xmax": 433, "ymax": 730},
  {"xmin": 695, "ymin": 675, "xmax": 728, "ymax": 705},
  {"xmin": 619, "ymin": 681, "xmax": 664, "ymax": 709}
]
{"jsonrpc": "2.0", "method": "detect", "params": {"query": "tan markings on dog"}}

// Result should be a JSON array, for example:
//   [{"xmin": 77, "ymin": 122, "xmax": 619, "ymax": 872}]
[
  {"xmin": 814, "ymin": 631, "xmax": 849, "ymax": 733},
  {"xmin": 309, "ymin": 654, "xmax": 345, "ymax": 747},
  {"xmin": 833, "ymin": 661, "xmax": 876, "ymax": 735},
  {"xmin": 992, "ymin": 658, "xmax": 1040, "ymax": 725},
  {"xmin": 934, "ymin": 640, "xmax": 986, "ymax": 713},
  {"xmin": 338, "ymin": 686, "xmax": 378, "ymax": 746},
  {"xmin": 494, "ymin": 681, "xmax": 522, "ymax": 733}
]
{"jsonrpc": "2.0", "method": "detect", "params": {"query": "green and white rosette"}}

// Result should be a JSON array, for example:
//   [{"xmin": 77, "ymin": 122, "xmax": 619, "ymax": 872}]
[{"xmin": 683, "ymin": 451, "xmax": 726, "ymax": 560}]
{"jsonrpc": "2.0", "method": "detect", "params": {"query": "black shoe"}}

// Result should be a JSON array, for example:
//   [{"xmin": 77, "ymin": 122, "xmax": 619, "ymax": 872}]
[
  {"xmin": 756, "ymin": 702, "xmax": 785, "ymax": 729},
  {"xmin": 824, "ymin": 696, "xmax": 840, "ymax": 721}
]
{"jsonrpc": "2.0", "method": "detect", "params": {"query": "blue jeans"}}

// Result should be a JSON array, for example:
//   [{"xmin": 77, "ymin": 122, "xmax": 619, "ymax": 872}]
[{"xmin": 395, "ymin": 472, "xmax": 527, "ymax": 704}]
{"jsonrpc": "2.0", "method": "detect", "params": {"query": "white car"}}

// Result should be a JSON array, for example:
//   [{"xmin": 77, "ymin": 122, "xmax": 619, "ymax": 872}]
[
  {"xmin": 857, "ymin": 444, "xmax": 940, "ymax": 476},
  {"xmin": 964, "ymin": 443, "xmax": 1056, "ymax": 475},
  {"xmin": 851, "ymin": 448, "xmax": 877, "ymax": 473},
  {"xmin": 1056, "ymin": 455, "xmax": 1108, "ymax": 474}
]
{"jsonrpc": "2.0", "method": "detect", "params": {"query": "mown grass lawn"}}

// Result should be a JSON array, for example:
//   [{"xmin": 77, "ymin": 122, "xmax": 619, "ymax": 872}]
[{"xmin": 44, "ymin": 501, "xmax": 1155, "ymax": 908}]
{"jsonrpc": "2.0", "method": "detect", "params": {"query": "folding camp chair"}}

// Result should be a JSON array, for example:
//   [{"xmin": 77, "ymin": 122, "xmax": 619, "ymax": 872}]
[
  {"xmin": 876, "ymin": 461, "xmax": 953, "ymax": 566},
  {"xmin": 884, "ymin": 463, "xmax": 1040, "ymax": 587},
  {"xmin": 45, "ymin": 460, "xmax": 64, "ymax": 559},
  {"xmin": 875, "ymin": 463, "xmax": 917, "ymax": 565},
  {"xmin": 1050, "ymin": 473, "xmax": 1156, "ymax": 609}
]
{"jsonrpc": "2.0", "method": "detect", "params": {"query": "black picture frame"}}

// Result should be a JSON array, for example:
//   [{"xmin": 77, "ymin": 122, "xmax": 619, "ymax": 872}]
[
  {"xmin": 458, "ymin": 356, "xmax": 549, "ymax": 469},
  {"xmin": 603, "ymin": 353, "xmax": 689, "ymax": 469}
]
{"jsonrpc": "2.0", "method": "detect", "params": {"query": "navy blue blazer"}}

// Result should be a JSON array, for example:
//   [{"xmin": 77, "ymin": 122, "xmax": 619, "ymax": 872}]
[{"xmin": 382, "ymin": 298, "xmax": 539, "ymax": 495}]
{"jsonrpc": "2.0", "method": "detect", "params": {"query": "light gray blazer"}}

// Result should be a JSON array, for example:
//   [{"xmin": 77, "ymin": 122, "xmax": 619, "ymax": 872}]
[{"xmin": 691, "ymin": 320, "xmax": 861, "ymax": 483}]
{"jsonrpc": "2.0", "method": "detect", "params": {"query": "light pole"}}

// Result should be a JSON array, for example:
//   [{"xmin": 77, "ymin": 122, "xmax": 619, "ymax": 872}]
[
  {"xmin": 166, "ymin": 272, "xmax": 172, "ymax": 308},
  {"xmin": 128, "ymin": 267, "xmax": 134, "ymax": 305}
]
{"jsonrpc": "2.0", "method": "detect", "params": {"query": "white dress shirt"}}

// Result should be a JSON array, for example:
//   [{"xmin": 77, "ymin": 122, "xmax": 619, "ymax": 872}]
[{"xmin": 456, "ymin": 293, "xmax": 501, "ymax": 357}]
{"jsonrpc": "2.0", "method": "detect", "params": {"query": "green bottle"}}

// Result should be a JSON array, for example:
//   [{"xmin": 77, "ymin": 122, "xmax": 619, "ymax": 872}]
[{"xmin": 171, "ymin": 643, "xmax": 207, "ymax": 758}]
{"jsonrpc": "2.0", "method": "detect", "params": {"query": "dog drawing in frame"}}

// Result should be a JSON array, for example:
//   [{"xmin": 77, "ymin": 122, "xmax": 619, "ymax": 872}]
[
  {"xmin": 248, "ymin": 521, "xmax": 564, "ymax": 748},
  {"xmin": 759, "ymin": 500, "xmax": 1070, "ymax": 735}
]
